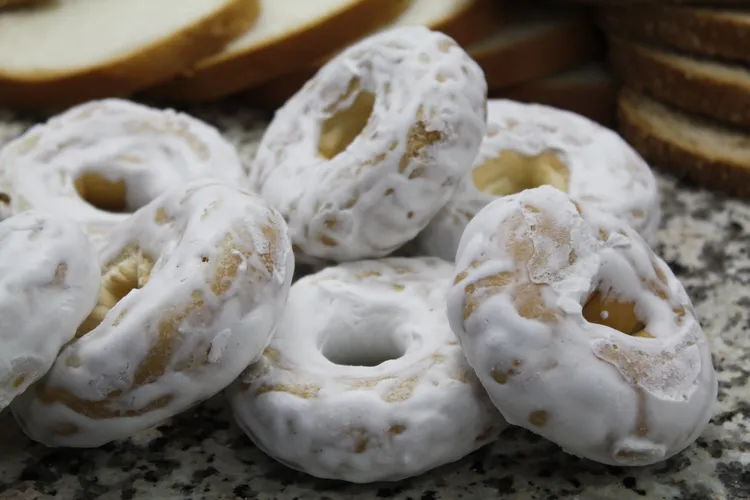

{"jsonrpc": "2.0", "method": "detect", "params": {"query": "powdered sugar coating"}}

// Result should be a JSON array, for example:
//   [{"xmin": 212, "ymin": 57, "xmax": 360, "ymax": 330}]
[
  {"xmin": 447, "ymin": 186, "xmax": 716, "ymax": 466},
  {"xmin": 0, "ymin": 99, "xmax": 246, "ymax": 251},
  {"xmin": 228, "ymin": 257, "xmax": 505, "ymax": 483},
  {"xmin": 0, "ymin": 211, "xmax": 99, "ymax": 410},
  {"xmin": 11, "ymin": 179, "xmax": 294, "ymax": 448},
  {"xmin": 251, "ymin": 26, "xmax": 487, "ymax": 263},
  {"xmin": 418, "ymin": 99, "xmax": 661, "ymax": 261}
]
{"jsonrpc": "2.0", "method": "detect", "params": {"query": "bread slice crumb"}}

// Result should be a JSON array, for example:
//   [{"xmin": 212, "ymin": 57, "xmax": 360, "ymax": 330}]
[{"xmin": 0, "ymin": 0, "xmax": 260, "ymax": 111}]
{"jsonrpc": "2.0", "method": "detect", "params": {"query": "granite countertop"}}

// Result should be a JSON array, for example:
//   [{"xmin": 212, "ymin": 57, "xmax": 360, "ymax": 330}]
[{"xmin": 0, "ymin": 104, "xmax": 748, "ymax": 500}]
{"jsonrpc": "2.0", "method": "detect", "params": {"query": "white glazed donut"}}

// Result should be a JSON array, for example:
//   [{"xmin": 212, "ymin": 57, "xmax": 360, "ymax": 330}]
[
  {"xmin": 251, "ymin": 26, "xmax": 487, "ymax": 263},
  {"xmin": 0, "ymin": 98, "xmax": 246, "ymax": 251},
  {"xmin": 228, "ymin": 257, "xmax": 506, "ymax": 483},
  {"xmin": 11, "ymin": 178, "xmax": 294, "ymax": 448},
  {"xmin": 418, "ymin": 99, "xmax": 661, "ymax": 261},
  {"xmin": 0, "ymin": 211, "xmax": 99, "ymax": 411},
  {"xmin": 447, "ymin": 185, "xmax": 717, "ymax": 466}
]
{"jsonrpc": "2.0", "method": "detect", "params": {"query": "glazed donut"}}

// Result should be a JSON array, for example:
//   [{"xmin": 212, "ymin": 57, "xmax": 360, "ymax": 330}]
[
  {"xmin": 228, "ymin": 257, "xmax": 506, "ymax": 483},
  {"xmin": 447, "ymin": 185, "xmax": 717, "ymax": 466},
  {"xmin": 418, "ymin": 99, "xmax": 661, "ymax": 261},
  {"xmin": 0, "ymin": 99, "xmax": 246, "ymax": 251},
  {"xmin": 0, "ymin": 211, "xmax": 99, "ymax": 411},
  {"xmin": 251, "ymin": 26, "xmax": 487, "ymax": 263},
  {"xmin": 11, "ymin": 178, "xmax": 294, "ymax": 447}
]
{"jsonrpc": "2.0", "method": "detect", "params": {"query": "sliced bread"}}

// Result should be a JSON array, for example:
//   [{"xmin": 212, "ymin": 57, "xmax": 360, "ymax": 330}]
[
  {"xmin": 392, "ymin": 0, "xmax": 498, "ymax": 48},
  {"xmin": 145, "ymin": 0, "xmax": 410, "ymax": 102},
  {"xmin": 494, "ymin": 63, "xmax": 616, "ymax": 126},
  {"xmin": 598, "ymin": 6, "xmax": 750, "ymax": 64},
  {"xmin": 0, "ymin": 0, "xmax": 259, "ymax": 111},
  {"xmin": 617, "ymin": 88, "xmax": 750, "ymax": 198},
  {"xmin": 470, "ymin": 5, "xmax": 602, "ymax": 91},
  {"xmin": 609, "ymin": 36, "xmax": 750, "ymax": 130},
  {"xmin": 241, "ymin": 0, "xmax": 498, "ymax": 108},
  {"xmin": 0, "ymin": 0, "xmax": 38, "ymax": 7}
]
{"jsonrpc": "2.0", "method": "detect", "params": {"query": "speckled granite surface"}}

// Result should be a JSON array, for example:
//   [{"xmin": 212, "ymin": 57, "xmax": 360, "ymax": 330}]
[{"xmin": 0, "ymin": 104, "xmax": 748, "ymax": 500}]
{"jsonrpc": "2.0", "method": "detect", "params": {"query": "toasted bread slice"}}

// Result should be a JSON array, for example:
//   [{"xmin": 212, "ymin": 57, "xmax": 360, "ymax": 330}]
[
  {"xmin": 599, "ymin": 6, "xmax": 750, "ymax": 64},
  {"xmin": 0, "ymin": 0, "xmax": 259, "ymax": 111},
  {"xmin": 145, "ymin": 0, "xmax": 410, "ymax": 102},
  {"xmin": 471, "ymin": 5, "xmax": 602, "ymax": 91},
  {"xmin": 618, "ymin": 88, "xmax": 750, "ymax": 198},
  {"xmin": 609, "ymin": 36, "xmax": 750, "ymax": 130},
  {"xmin": 241, "ymin": 0, "xmax": 498, "ymax": 108},
  {"xmin": 495, "ymin": 63, "xmax": 616, "ymax": 126}
]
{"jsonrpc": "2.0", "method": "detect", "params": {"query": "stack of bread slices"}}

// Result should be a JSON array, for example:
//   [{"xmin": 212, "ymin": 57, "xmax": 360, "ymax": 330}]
[
  {"xmin": 594, "ymin": 3, "xmax": 750, "ymax": 198},
  {"xmin": 0, "ymin": 0, "xmax": 615, "ymax": 126}
]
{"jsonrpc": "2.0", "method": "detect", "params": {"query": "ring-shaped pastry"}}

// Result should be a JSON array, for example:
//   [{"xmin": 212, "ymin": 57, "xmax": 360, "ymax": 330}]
[
  {"xmin": 251, "ymin": 26, "xmax": 487, "ymax": 263},
  {"xmin": 418, "ymin": 99, "xmax": 661, "ymax": 261},
  {"xmin": 447, "ymin": 185, "xmax": 716, "ymax": 466},
  {"xmin": 11, "ymin": 179, "xmax": 294, "ymax": 447},
  {"xmin": 228, "ymin": 257, "xmax": 505, "ymax": 483},
  {"xmin": 0, "ymin": 99, "xmax": 246, "ymax": 250},
  {"xmin": 0, "ymin": 211, "xmax": 99, "ymax": 410}
]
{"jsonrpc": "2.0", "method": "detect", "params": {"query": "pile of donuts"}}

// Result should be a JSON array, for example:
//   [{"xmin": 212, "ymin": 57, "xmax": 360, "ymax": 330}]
[{"xmin": 0, "ymin": 26, "xmax": 717, "ymax": 484}]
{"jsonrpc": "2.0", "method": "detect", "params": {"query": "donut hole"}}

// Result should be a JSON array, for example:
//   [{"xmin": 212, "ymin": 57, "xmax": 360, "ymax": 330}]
[
  {"xmin": 76, "ymin": 247, "xmax": 154, "ymax": 337},
  {"xmin": 473, "ymin": 150, "xmax": 570, "ymax": 196},
  {"xmin": 583, "ymin": 290, "xmax": 651, "ymax": 337},
  {"xmin": 320, "ymin": 320, "xmax": 405, "ymax": 367},
  {"xmin": 318, "ymin": 90, "xmax": 376, "ymax": 160},
  {"xmin": 74, "ymin": 172, "xmax": 131, "ymax": 213}
]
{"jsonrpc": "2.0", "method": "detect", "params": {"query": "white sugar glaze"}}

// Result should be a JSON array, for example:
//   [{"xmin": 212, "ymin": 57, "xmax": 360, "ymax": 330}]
[
  {"xmin": 447, "ymin": 186, "xmax": 716, "ymax": 466},
  {"xmin": 228, "ymin": 257, "xmax": 506, "ymax": 483},
  {"xmin": 0, "ymin": 211, "xmax": 99, "ymax": 410},
  {"xmin": 251, "ymin": 26, "xmax": 487, "ymax": 263},
  {"xmin": 0, "ymin": 99, "xmax": 246, "ymax": 251},
  {"xmin": 11, "ymin": 179, "xmax": 294, "ymax": 448},
  {"xmin": 418, "ymin": 99, "xmax": 661, "ymax": 261}
]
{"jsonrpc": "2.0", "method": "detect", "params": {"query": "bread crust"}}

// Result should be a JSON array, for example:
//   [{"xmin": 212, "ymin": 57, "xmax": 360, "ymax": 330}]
[
  {"xmin": 494, "ymin": 68, "xmax": 616, "ymax": 126},
  {"xmin": 145, "ymin": 0, "xmax": 413, "ymax": 103},
  {"xmin": 0, "ymin": 0, "xmax": 259, "ymax": 112},
  {"xmin": 474, "ymin": 14, "xmax": 602, "ymax": 91},
  {"xmin": 598, "ymin": 6, "xmax": 750, "ymax": 64},
  {"xmin": 241, "ymin": 0, "xmax": 499, "ymax": 109},
  {"xmin": 609, "ymin": 37, "xmax": 750, "ymax": 130},
  {"xmin": 617, "ymin": 88, "xmax": 750, "ymax": 199}
]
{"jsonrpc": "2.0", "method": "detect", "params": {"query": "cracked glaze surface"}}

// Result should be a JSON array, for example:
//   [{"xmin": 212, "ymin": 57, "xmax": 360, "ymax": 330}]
[{"xmin": 0, "ymin": 105, "xmax": 748, "ymax": 500}]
